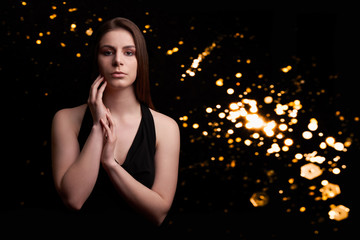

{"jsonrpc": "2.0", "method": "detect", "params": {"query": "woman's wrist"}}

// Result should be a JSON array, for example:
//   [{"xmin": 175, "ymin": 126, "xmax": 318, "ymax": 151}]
[
  {"xmin": 92, "ymin": 123, "xmax": 102, "ymax": 131},
  {"xmin": 90, "ymin": 124, "xmax": 104, "ymax": 141},
  {"xmin": 102, "ymin": 157, "xmax": 120, "ymax": 171}
]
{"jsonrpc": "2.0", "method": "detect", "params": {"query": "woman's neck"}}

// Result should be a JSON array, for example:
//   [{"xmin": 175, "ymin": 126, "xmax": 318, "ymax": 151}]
[{"xmin": 102, "ymin": 86, "xmax": 140, "ymax": 117}]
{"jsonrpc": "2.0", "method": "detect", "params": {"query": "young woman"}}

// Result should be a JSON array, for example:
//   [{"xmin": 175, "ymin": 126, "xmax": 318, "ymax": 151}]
[{"xmin": 51, "ymin": 17, "xmax": 180, "ymax": 230}]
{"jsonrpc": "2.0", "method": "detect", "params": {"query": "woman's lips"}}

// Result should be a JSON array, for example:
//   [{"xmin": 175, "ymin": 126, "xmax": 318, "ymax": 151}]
[{"xmin": 111, "ymin": 72, "xmax": 127, "ymax": 78}]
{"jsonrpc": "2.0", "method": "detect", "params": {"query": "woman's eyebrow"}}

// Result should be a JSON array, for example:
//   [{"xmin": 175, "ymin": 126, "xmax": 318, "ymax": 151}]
[
  {"xmin": 100, "ymin": 45, "xmax": 135, "ymax": 49},
  {"xmin": 123, "ymin": 45, "xmax": 136, "ymax": 49},
  {"xmin": 100, "ymin": 44, "xmax": 115, "ymax": 49}
]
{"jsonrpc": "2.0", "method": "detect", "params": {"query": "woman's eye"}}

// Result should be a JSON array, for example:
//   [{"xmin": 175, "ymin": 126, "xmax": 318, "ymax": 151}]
[
  {"xmin": 103, "ymin": 50, "xmax": 113, "ymax": 56},
  {"xmin": 125, "ymin": 51, "xmax": 134, "ymax": 56},
  {"xmin": 100, "ymin": 48, "xmax": 114, "ymax": 56}
]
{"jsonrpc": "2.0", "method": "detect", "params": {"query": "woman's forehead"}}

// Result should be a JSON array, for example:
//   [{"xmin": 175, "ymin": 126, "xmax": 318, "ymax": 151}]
[{"xmin": 100, "ymin": 28, "xmax": 135, "ymax": 47}]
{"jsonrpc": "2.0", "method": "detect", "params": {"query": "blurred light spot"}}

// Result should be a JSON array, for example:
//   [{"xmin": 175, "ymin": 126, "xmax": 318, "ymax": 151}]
[
  {"xmin": 235, "ymin": 72, "xmax": 242, "ymax": 78},
  {"xmin": 325, "ymin": 137, "xmax": 335, "ymax": 146},
  {"xmin": 264, "ymin": 96, "xmax": 273, "ymax": 104},
  {"xmin": 281, "ymin": 65, "xmax": 292, "ymax": 73},
  {"xmin": 215, "ymin": 78, "xmax": 224, "ymax": 86},
  {"xmin": 332, "ymin": 168, "xmax": 341, "ymax": 174},
  {"xmin": 227, "ymin": 88, "xmax": 234, "ymax": 95},
  {"xmin": 279, "ymin": 123, "xmax": 288, "ymax": 131},
  {"xmin": 302, "ymin": 131, "xmax": 313, "ymax": 139},
  {"xmin": 206, "ymin": 107, "xmax": 213, "ymax": 113},
  {"xmin": 300, "ymin": 163, "xmax": 322, "ymax": 180},
  {"xmin": 284, "ymin": 138, "xmax": 293, "ymax": 146},
  {"xmin": 334, "ymin": 142, "xmax": 344, "ymax": 151},
  {"xmin": 320, "ymin": 183, "xmax": 341, "ymax": 200},
  {"xmin": 49, "ymin": 14, "xmax": 57, "ymax": 19},
  {"xmin": 308, "ymin": 118, "xmax": 318, "ymax": 131},
  {"xmin": 328, "ymin": 205, "xmax": 350, "ymax": 221},
  {"xmin": 250, "ymin": 192, "xmax": 269, "ymax": 207},
  {"xmin": 86, "ymin": 28, "xmax": 93, "ymax": 36}
]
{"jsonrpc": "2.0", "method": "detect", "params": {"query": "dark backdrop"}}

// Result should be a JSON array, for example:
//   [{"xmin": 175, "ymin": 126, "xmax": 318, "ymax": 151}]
[{"xmin": 1, "ymin": 1, "xmax": 357, "ymax": 239}]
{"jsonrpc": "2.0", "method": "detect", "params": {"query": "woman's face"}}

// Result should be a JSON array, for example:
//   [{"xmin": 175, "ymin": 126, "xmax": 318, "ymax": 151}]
[{"xmin": 98, "ymin": 28, "xmax": 137, "ymax": 89}]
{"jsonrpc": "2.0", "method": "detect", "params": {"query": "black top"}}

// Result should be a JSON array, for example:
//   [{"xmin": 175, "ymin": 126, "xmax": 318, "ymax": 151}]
[{"xmin": 75, "ymin": 103, "xmax": 158, "ymax": 234}]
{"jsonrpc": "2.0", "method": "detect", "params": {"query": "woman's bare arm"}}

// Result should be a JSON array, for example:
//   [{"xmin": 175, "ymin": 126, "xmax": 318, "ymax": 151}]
[
  {"xmin": 51, "ymin": 108, "xmax": 104, "ymax": 210},
  {"xmin": 52, "ymin": 75, "xmax": 108, "ymax": 210},
  {"xmin": 100, "ymin": 111, "xmax": 180, "ymax": 225}
]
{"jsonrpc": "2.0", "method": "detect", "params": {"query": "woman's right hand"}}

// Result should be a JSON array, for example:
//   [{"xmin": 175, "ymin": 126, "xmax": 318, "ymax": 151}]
[{"xmin": 88, "ymin": 75, "xmax": 108, "ymax": 126}]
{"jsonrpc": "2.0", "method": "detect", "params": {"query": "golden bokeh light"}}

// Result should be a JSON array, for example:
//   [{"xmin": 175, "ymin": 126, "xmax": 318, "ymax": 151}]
[
  {"xmin": 250, "ymin": 191, "xmax": 269, "ymax": 207},
  {"xmin": 300, "ymin": 163, "xmax": 323, "ymax": 180},
  {"xmin": 328, "ymin": 205, "xmax": 350, "ymax": 221}
]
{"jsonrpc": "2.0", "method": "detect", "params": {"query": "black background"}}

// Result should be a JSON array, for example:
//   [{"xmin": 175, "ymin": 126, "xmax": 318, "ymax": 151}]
[{"xmin": 1, "ymin": 1, "xmax": 357, "ymax": 239}]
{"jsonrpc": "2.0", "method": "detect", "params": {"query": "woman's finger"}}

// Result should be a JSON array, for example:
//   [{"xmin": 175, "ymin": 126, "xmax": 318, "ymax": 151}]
[
  {"xmin": 90, "ymin": 75, "xmax": 103, "ymax": 91},
  {"xmin": 89, "ymin": 75, "xmax": 104, "ymax": 101},
  {"xmin": 106, "ymin": 111, "xmax": 115, "ymax": 131},
  {"xmin": 100, "ymin": 118, "xmax": 111, "ymax": 139},
  {"xmin": 96, "ymin": 80, "xmax": 107, "ymax": 101}
]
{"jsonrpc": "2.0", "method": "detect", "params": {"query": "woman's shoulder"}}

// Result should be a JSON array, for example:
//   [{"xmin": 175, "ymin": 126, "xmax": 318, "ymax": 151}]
[
  {"xmin": 150, "ymin": 109, "xmax": 179, "ymax": 130},
  {"xmin": 150, "ymin": 109, "xmax": 178, "ymax": 127},
  {"xmin": 52, "ymin": 104, "xmax": 88, "ymax": 132},
  {"xmin": 54, "ymin": 104, "xmax": 87, "ymax": 120},
  {"xmin": 149, "ymin": 109, "xmax": 180, "ymax": 153}
]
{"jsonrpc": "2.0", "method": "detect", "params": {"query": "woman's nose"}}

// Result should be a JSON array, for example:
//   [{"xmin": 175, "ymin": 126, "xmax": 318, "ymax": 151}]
[{"xmin": 113, "ymin": 53, "xmax": 124, "ymax": 66}]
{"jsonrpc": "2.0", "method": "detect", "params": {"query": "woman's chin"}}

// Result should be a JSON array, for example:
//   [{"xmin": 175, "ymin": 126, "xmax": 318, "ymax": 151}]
[{"xmin": 106, "ymin": 79, "xmax": 135, "ymax": 89}]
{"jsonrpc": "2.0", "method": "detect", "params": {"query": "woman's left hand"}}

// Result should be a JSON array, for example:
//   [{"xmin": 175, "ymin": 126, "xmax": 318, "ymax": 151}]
[{"xmin": 100, "ymin": 109, "xmax": 117, "ymax": 166}]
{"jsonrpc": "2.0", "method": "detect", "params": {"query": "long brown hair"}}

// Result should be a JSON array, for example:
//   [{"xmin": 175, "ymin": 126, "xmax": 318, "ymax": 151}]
[{"xmin": 92, "ymin": 17, "xmax": 154, "ymax": 109}]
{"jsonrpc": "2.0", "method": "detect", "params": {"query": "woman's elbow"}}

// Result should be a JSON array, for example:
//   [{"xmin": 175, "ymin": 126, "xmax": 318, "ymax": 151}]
[
  {"xmin": 56, "ymin": 182, "xmax": 87, "ymax": 211},
  {"xmin": 60, "ymin": 193, "xmax": 85, "ymax": 211},
  {"xmin": 152, "ymin": 211, "xmax": 168, "ymax": 227},
  {"xmin": 152, "ymin": 202, "xmax": 172, "ymax": 226},
  {"xmin": 65, "ymin": 200, "xmax": 84, "ymax": 211}
]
